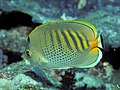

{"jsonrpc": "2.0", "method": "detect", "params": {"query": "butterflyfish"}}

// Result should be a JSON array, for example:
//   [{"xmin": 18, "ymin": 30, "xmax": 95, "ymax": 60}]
[{"xmin": 22, "ymin": 20, "xmax": 103, "ymax": 70}]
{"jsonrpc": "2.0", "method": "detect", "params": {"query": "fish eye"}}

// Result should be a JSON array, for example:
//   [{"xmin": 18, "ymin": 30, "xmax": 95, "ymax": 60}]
[{"xmin": 26, "ymin": 50, "xmax": 32, "ymax": 57}]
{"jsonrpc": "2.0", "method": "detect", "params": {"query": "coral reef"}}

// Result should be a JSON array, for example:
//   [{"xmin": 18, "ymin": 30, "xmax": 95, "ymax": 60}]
[
  {"xmin": 0, "ymin": 0, "xmax": 120, "ymax": 90},
  {"xmin": 0, "ymin": 74, "xmax": 44, "ymax": 90},
  {"xmin": 75, "ymin": 72, "xmax": 104, "ymax": 88},
  {"xmin": 77, "ymin": 0, "xmax": 87, "ymax": 10},
  {"xmin": 0, "ymin": 60, "xmax": 119, "ymax": 90},
  {"xmin": 0, "ymin": 60, "xmax": 59, "ymax": 90},
  {"xmin": 0, "ymin": 0, "xmax": 90, "ymax": 23},
  {"xmin": 73, "ymin": 62, "xmax": 114, "ymax": 89},
  {"xmin": 81, "ymin": 10, "xmax": 120, "ymax": 48},
  {"xmin": 0, "ymin": 26, "xmax": 31, "ymax": 52},
  {"xmin": 0, "ymin": 79, "xmax": 17, "ymax": 90}
]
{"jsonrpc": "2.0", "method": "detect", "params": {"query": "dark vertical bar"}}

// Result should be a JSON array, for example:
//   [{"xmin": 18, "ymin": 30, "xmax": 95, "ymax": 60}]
[
  {"xmin": 75, "ymin": 31, "xmax": 85, "ymax": 50},
  {"xmin": 55, "ymin": 30, "xmax": 62, "ymax": 48},
  {"xmin": 61, "ymin": 30, "xmax": 72, "ymax": 50},
  {"xmin": 68, "ymin": 30, "xmax": 79, "ymax": 51}
]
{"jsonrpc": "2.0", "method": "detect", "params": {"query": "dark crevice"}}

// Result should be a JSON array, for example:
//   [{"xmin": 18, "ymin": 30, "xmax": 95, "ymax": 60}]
[
  {"xmin": 60, "ymin": 70, "xmax": 76, "ymax": 89},
  {"xmin": 102, "ymin": 46, "xmax": 120, "ymax": 70},
  {"xmin": 3, "ymin": 49, "xmax": 22, "ymax": 64},
  {"xmin": 0, "ymin": 10, "xmax": 40, "ymax": 30},
  {"xmin": 24, "ymin": 71, "xmax": 53, "ymax": 86}
]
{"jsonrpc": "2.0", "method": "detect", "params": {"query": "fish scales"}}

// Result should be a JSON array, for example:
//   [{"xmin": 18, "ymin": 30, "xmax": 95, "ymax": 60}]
[{"xmin": 22, "ymin": 20, "xmax": 102, "ymax": 69}]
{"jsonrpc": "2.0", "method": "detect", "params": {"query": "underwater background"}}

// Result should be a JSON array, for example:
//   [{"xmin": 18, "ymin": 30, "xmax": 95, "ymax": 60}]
[{"xmin": 0, "ymin": 0, "xmax": 120, "ymax": 90}]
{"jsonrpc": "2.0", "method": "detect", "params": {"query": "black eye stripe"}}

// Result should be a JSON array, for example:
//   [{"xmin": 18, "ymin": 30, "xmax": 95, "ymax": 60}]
[
  {"xmin": 27, "ymin": 37, "xmax": 30, "ymax": 42},
  {"xmin": 26, "ymin": 50, "xmax": 30, "ymax": 56}
]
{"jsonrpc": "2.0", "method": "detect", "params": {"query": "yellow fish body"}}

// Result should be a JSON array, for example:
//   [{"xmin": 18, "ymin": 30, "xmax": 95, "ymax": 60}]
[{"xmin": 22, "ymin": 20, "xmax": 102, "ymax": 70}]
